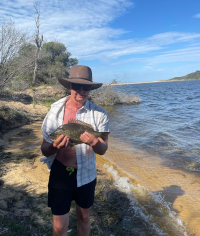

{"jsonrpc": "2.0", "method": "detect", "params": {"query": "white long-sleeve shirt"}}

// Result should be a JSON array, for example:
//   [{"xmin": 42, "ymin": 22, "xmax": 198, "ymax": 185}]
[{"xmin": 41, "ymin": 96, "xmax": 109, "ymax": 187}]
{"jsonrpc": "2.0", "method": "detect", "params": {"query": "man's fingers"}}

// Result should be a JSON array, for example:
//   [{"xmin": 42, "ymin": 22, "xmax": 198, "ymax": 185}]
[
  {"xmin": 53, "ymin": 135, "xmax": 65, "ymax": 147},
  {"xmin": 80, "ymin": 132, "xmax": 98, "ymax": 146},
  {"xmin": 57, "ymin": 136, "xmax": 67, "ymax": 149},
  {"xmin": 65, "ymin": 138, "xmax": 71, "ymax": 147},
  {"xmin": 53, "ymin": 135, "xmax": 70, "ymax": 149}
]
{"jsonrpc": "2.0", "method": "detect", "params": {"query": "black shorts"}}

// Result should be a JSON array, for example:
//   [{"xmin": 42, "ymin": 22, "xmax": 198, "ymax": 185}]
[{"xmin": 48, "ymin": 159, "xmax": 96, "ymax": 215}]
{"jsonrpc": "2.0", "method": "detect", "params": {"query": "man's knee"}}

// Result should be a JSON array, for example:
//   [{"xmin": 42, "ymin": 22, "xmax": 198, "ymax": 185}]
[
  {"xmin": 79, "ymin": 213, "xmax": 90, "ymax": 223},
  {"xmin": 53, "ymin": 223, "xmax": 68, "ymax": 235},
  {"xmin": 76, "ymin": 207, "xmax": 90, "ymax": 223},
  {"xmin": 53, "ymin": 214, "xmax": 69, "ymax": 235}
]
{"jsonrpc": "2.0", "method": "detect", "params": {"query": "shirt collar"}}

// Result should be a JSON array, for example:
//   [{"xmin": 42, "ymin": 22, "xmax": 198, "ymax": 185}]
[{"xmin": 79, "ymin": 99, "xmax": 90, "ymax": 111}]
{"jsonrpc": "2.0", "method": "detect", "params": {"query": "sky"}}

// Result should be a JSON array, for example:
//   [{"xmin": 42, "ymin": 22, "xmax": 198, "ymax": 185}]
[{"xmin": 1, "ymin": 0, "xmax": 200, "ymax": 83}]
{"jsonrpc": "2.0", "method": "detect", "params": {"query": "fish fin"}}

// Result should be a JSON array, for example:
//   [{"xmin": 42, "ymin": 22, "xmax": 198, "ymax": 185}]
[
  {"xmin": 68, "ymin": 119, "xmax": 94, "ymax": 129},
  {"xmin": 102, "ymin": 132, "xmax": 110, "ymax": 141}
]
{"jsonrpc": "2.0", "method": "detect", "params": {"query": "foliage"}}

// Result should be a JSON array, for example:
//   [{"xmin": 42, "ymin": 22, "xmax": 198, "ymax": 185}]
[
  {"xmin": 41, "ymin": 41, "xmax": 67, "ymax": 60},
  {"xmin": 0, "ymin": 16, "xmax": 78, "ymax": 93},
  {"xmin": 169, "ymin": 70, "xmax": 200, "ymax": 81},
  {"xmin": 47, "ymin": 61, "xmax": 69, "ymax": 79},
  {"xmin": 41, "ymin": 97, "xmax": 61, "ymax": 108},
  {"xmin": 40, "ymin": 41, "xmax": 78, "ymax": 79},
  {"xmin": 0, "ymin": 19, "xmax": 29, "ymax": 93},
  {"xmin": 7, "ymin": 41, "xmax": 78, "ymax": 90},
  {"xmin": 18, "ymin": 43, "xmax": 37, "ymax": 58}
]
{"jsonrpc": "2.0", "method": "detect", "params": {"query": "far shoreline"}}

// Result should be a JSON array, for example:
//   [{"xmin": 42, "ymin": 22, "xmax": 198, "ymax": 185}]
[{"xmin": 103, "ymin": 79, "xmax": 200, "ymax": 86}]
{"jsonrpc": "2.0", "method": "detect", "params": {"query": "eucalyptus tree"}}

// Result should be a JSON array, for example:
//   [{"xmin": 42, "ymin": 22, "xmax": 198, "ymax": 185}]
[
  {"xmin": 0, "ymin": 19, "xmax": 28, "ymax": 93},
  {"xmin": 32, "ymin": 3, "xmax": 43, "ymax": 85},
  {"xmin": 41, "ymin": 41, "xmax": 78, "ymax": 79}
]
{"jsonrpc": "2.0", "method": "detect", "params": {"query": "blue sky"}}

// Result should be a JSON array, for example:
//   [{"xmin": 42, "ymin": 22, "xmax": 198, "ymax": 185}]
[{"xmin": 1, "ymin": 0, "xmax": 200, "ymax": 83}]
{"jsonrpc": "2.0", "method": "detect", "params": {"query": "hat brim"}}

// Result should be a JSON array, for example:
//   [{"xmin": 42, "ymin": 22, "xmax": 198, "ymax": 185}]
[{"xmin": 58, "ymin": 78, "xmax": 103, "ymax": 90}]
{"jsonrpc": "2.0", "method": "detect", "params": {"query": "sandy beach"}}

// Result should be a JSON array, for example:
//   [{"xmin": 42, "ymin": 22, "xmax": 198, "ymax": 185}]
[{"xmin": 0, "ymin": 98, "xmax": 152, "ymax": 235}]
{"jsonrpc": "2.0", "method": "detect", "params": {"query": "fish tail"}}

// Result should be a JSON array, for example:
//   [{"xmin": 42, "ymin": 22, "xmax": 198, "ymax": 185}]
[{"xmin": 102, "ymin": 132, "xmax": 110, "ymax": 141}]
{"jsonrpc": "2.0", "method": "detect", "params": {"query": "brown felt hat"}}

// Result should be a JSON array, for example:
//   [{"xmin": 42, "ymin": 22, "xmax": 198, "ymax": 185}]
[{"xmin": 58, "ymin": 65, "xmax": 103, "ymax": 90}]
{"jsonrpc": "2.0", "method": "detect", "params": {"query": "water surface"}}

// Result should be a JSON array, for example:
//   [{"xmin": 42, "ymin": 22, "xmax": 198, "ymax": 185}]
[{"xmin": 104, "ymin": 80, "xmax": 200, "ymax": 235}]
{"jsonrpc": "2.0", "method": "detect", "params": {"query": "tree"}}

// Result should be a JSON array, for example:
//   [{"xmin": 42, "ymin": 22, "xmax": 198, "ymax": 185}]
[
  {"xmin": 48, "ymin": 61, "xmax": 68, "ymax": 78},
  {"xmin": 32, "ymin": 3, "xmax": 43, "ymax": 85},
  {"xmin": 41, "ymin": 41, "xmax": 78, "ymax": 78},
  {"xmin": 41, "ymin": 42, "xmax": 66, "ymax": 60},
  {"xmin": 18, "ymin": 43, "xmax": 37, "ymax": 58},
  {"xmin": 0, "ymin": 19, "xmax": 28, "ymax": 93}
]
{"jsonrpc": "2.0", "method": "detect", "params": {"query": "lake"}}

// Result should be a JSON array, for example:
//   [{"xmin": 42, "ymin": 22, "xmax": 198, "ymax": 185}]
[{"xmin": 104, "ymin": 80, "xmax": 200, "ymax": 235}]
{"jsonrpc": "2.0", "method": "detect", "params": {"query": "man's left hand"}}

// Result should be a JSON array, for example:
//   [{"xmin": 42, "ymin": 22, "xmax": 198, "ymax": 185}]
[{"xmin": 80, "ymin": 132, "xmax": 100, "ymax": 147}]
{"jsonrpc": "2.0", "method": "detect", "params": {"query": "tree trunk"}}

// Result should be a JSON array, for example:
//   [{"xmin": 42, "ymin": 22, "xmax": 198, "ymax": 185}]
[{"xmin": 33, "ymin": 48, "xmax": 39, "ymax": 85}]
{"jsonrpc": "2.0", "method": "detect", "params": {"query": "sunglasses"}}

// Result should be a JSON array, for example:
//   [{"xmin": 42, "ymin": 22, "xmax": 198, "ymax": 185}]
[{"xmin": 71, "ymin": 83, "xmax": 91, "ymax": 91}]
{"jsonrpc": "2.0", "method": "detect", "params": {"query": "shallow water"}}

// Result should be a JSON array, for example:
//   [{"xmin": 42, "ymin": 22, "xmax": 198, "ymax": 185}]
[{"xmin": 104, "ymin": 80, "xmax": 200, "ymax": 235}]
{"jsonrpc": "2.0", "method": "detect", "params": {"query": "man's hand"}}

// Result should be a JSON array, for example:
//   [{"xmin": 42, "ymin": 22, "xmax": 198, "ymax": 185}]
[
  {"xmin": 41, "ymin": 135, "xmax": 71, "ymax": 157},
  {"xmin": 80, "ymin": 132, "xmax": 99, "ymax": 147},
  {"xmin": 80, "ymin": 132, "xmax": 108, "ymax": 155},
  {"xmin": 53, "ymin": 135, "xmax": 71, "ymax": 149}
]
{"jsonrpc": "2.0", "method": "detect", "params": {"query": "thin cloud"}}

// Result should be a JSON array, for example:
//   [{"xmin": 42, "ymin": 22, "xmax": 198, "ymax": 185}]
[
  {"xmin": 110, "ymin": 46, "xmax": 200, "ymax": 66},
  {"xmin": 193, "ymin": 13, "xmax": 200, "ymax": 18},
  {"xmin": 63, "ymin": 31, "xmax": 200, "ymax": 60},
  {"xmin": 1, "ymin": 0, "xmax": 200, "ymax": 66},
  {"xmin": 0, "ymin": 0, "xmax": 133, "ymax": 29}
]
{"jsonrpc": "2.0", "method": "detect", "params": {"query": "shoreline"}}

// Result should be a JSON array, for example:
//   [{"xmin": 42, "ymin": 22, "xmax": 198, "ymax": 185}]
[
  {"xmin": 103, "ymin": 79, "xmax": 200, "ymax": 86},
  {"xmin": 104, "ymin": 136, "xmax": 199, "ymax": 236}
]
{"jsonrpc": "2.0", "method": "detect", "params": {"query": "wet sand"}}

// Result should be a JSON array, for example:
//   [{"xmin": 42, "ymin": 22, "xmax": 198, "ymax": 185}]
[{"xmin": 104, "ymin": 139, "xmax": 200, "ymax": 235}]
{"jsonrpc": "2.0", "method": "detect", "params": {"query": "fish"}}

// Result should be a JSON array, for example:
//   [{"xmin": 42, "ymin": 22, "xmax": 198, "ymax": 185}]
[{"xmin": 49, "ymin": 119, "xmax": 110, "ymax": 146}]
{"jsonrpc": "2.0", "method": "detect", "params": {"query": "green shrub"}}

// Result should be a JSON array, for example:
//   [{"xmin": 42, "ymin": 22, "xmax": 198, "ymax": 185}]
[{"xmin": 41, "ymin": 97, "xmax": 60, "ymax": 108}]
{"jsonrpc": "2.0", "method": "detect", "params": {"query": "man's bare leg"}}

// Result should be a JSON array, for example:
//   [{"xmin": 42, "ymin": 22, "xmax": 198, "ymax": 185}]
[
  {"xmin": 52, "ymin": 213, "xmax": 69, "ymax": 236},
  {"xmin": 76, "ymin": 204, "xmax": 91, "ymax": 236}
]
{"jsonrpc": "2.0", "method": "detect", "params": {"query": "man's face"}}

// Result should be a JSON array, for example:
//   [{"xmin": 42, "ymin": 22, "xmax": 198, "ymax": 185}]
[{"xmin": 70, "ymin": 83, "xmax": 91, "ymax": 103}]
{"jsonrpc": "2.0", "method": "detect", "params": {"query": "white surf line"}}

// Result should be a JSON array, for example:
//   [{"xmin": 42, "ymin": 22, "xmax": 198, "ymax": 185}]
[{"xmin": 104, "ymin": 164, "xmax": 188, "ymax": 236}]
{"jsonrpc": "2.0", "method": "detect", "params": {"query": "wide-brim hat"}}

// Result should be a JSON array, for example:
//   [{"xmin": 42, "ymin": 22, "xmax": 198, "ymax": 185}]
[{"xmin": 58, "ymin": 65, "xmax": 103, "ymax": 90}]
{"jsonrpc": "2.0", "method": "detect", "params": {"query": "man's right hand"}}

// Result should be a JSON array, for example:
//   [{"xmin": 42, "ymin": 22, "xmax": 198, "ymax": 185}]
[
  {"xmin": 53, "ymin": 135, "xmax": 71, "ymax": 149},
  {"xmin": 41, "ymin": 135, "xmax": 71, "ymax": 157}
]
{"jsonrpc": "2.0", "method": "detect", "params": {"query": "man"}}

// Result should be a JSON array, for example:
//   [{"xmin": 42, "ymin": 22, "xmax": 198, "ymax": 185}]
[{"xmin": 41, "ymin": 65, "xmax": 109, "ymax": 236}]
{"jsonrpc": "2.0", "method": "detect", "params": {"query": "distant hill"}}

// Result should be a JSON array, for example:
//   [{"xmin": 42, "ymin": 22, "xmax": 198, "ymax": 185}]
[{"xmin": 169, "ymin": 70, "xmax": 200, "ymax": 81}]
